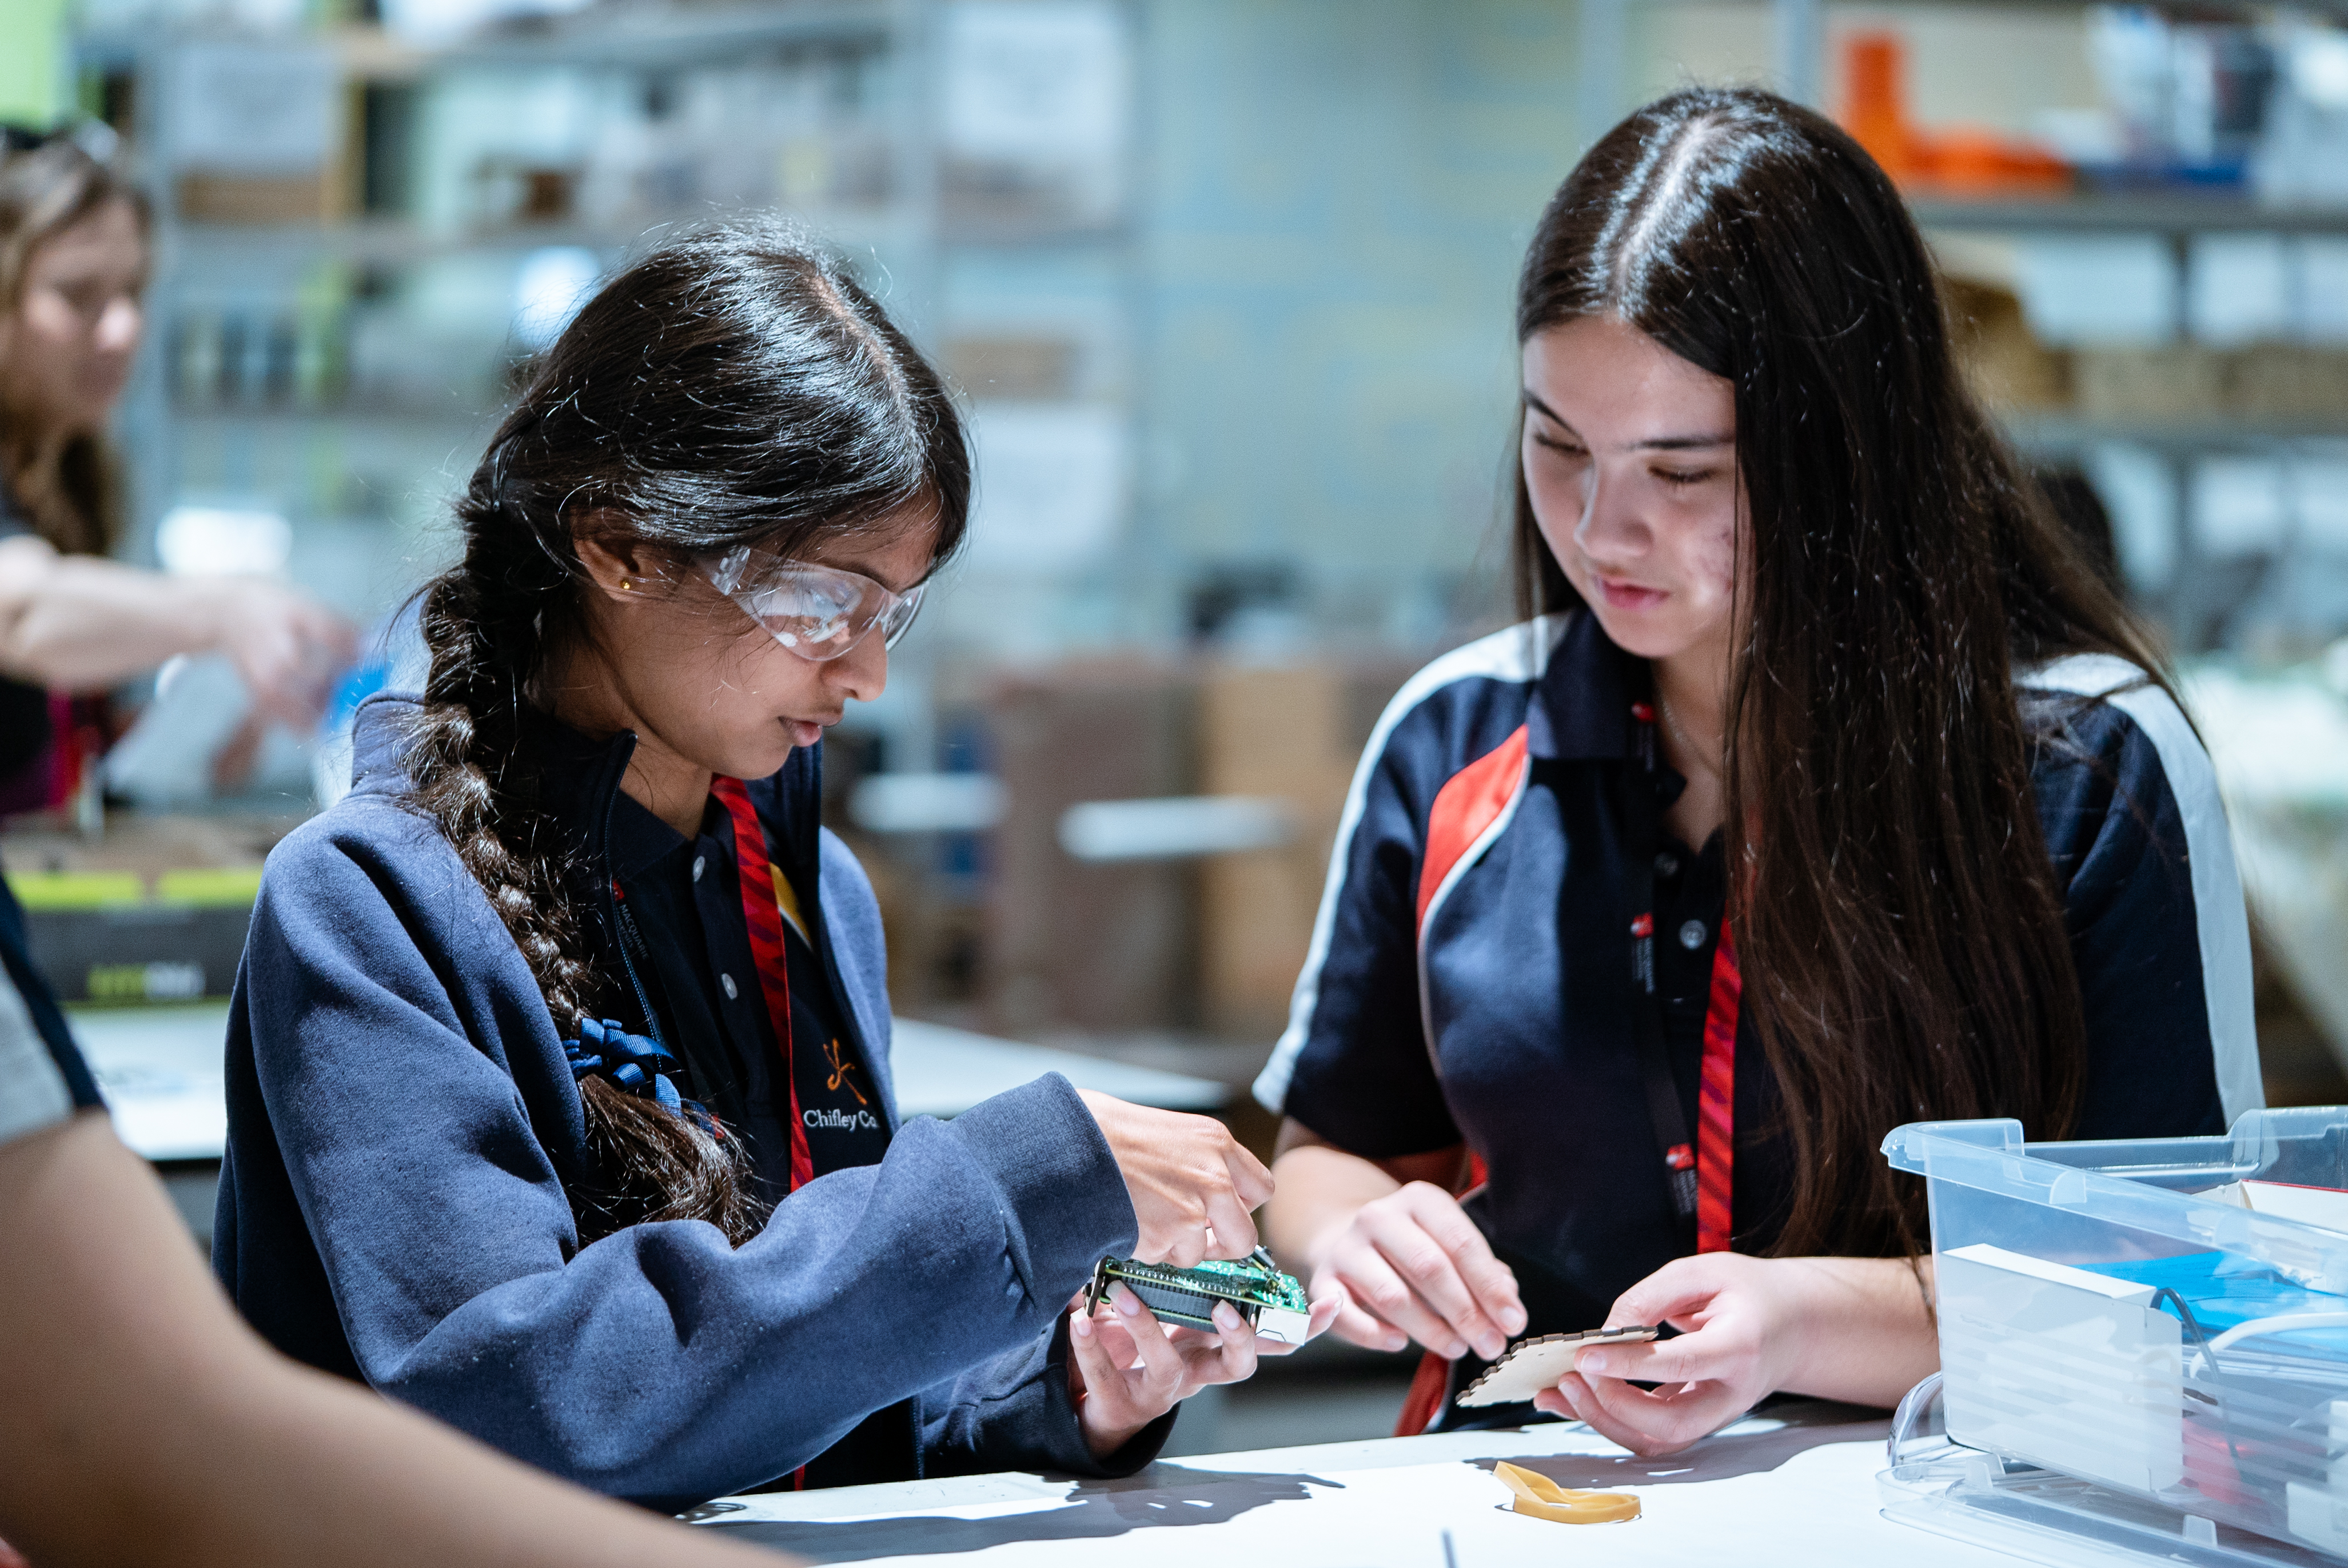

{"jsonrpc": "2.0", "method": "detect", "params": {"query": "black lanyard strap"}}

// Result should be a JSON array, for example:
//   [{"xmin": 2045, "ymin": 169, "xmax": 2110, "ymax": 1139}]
[{"xmin": 1615, "ymin": 692, "xmax": 1699, "ymax": 1232}]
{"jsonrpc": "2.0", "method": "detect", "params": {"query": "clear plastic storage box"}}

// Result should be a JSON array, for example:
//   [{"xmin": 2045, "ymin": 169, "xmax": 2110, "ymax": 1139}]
[{"xmin": 1882, "ymin": 1110, "xmax": 2348, "ymax": 1563}]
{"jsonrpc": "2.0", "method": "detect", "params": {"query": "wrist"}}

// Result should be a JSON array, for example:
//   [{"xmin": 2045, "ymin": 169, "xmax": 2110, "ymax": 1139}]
[
  {"xmin": 182, "ymin": 576, "xmax": 241, "ymax": 657},
  {"xmin": 1077, "ymin": 1397, "xmax": 1147, "ymax": 1460},
  {"xmin": 1744, "ymin": 1256, "xmax": 1819, "ymax": 1395},
  {"xmin": 1761, "ymin": 1255, "xmax": 1924, "ymax": 1402}
]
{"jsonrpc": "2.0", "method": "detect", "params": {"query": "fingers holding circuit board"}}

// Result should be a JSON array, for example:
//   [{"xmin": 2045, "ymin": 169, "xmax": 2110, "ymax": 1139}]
[{"xmin": 1086, "ymin": 1253, "xmax": 1315, "ymax": 1346}]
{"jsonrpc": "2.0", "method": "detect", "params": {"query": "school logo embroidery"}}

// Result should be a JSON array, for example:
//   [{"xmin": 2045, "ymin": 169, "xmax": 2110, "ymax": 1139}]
[
  {"xmin": 823, "ymin": 1037, "xmax": 868, "ymax": 1106},
  {"xmin": 806, "ymin": 1038, "xmax": 878, "ymax": 1130}
]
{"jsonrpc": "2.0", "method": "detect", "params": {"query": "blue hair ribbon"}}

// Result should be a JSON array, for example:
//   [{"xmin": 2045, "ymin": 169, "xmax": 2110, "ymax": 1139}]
[{"xmin": 564, "ymin": 1017, "xmax": 684, "ymax": 1113}]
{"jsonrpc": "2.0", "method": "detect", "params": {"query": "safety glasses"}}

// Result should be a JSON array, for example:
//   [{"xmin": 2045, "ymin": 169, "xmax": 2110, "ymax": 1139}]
[{"xmin": 704, "ymin": 546, "xmax": 926, "ymax": 663}]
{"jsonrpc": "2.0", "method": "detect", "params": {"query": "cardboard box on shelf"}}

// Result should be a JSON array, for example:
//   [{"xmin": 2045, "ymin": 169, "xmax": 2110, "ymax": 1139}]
[
  {"xmin": 2069, "ymin": 343, "xmax": 2348, "ymax": 423},
  {"xmin": 971, "ymin": 653, "xmax": 1418, "ymax": 1044},
  {"xmin": 2072, "ymin": 345, "xmax": 2231, "ymax": 421},
  {"xmin": 981, "ymin": 660, "xmax": 1198, "ymax": 1036},
  {"xmin": 2232, "ymin": 345, "xmax": 2348, "ymax": 420},
  {"xmin": 176, "ymin": 170, "xmax": 347, "ymax": 225},
  {"xmin": 1945, "ymin": 277, "xmax": 2072, "ymax": 413},
  {"xmin": 1197, "ymin": 659, "xmax": 1416, "ymax": 1041},
  {"xmin": 165, "ymin": 41, "xmax": 353, "ymax": 225},
  {"xmin": 943, "ymin": 336, "xmax": 1079, "ymax": 401}
]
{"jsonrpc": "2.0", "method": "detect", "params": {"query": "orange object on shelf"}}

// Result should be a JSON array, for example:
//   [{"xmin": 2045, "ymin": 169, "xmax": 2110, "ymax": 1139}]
[
  {"xmin": 1922, "ymin": 127, "xmax": 2071, "ymax": 195},
  {"xmin": 1840, "ymin": 32, "xmax": 1916, "ymax": 179},
  {"xmin": 1836, "ymin": 30, "xmax": 2074, "ymax": 197}
]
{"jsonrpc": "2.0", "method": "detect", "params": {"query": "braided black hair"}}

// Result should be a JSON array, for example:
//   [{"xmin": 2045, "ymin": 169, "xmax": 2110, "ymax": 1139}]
[{"xmin": 405, "ymin": 220, "xmax": 969, "ymax": 1244}]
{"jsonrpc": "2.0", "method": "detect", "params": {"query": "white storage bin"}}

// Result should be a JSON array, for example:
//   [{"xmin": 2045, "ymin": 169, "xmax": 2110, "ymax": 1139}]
[{"xmin": 1883, "ymin": 1110, "xmax": 2348, "ymax": 1558}]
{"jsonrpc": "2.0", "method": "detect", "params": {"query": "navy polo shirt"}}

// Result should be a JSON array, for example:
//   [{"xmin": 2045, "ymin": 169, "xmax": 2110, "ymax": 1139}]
[
  {"xmin": 605, "ymin": 792, "xmax": 889, "ymax": 1206},
  {"xmin": 1255, "ymin": 612, "xmax": 2259, "ymax": 1409}
]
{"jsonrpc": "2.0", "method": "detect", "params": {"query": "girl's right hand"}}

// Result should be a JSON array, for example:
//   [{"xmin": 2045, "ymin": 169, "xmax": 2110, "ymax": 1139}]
[
  {"xmin": 1310, "ymin": 1181, "xmax": 1526, "ymax": 1362},
  {"xmin": 1076, "ymin": 1091, "xmax": 1274, "ymax": 1266}
]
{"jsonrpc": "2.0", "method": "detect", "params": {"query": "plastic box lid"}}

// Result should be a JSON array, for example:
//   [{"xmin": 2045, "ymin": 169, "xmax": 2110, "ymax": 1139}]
[{"xmin": 1884, "ymin": 1110, "xmax": 2348, "ymax": 1299}]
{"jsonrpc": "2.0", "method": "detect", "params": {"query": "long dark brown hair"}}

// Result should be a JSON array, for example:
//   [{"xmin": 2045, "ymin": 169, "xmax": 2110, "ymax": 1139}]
[
  {"xmin": 1513, "ymin": 88, "xmax": 2171, "ymax": 1258},
  {"xmin": 405, "ymin": 220, "xmax": 969, "ymax": 1244},
  {"xmin": 0, "ymin": 135, "xmax": 146, "ymax": 555}
]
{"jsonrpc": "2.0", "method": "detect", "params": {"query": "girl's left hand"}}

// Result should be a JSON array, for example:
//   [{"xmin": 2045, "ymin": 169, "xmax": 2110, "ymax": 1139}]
[
  {"xmin": 1070, "ymin": 1282, "xmax": 1342, "ymax": 1458},
  {"xmin": 1531, "ymin": 1252, "xmax": 1803, "ymax": 1457}
]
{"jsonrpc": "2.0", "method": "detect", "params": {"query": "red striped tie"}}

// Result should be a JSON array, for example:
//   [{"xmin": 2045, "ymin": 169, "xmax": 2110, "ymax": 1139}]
[
  {"xmin": 709, "ymin": 775, "xmax": 814, "ymax": 1192},
  {"xmin": 1695, "ymin": 923, "xmax": 1740, "ymax": 1254}
]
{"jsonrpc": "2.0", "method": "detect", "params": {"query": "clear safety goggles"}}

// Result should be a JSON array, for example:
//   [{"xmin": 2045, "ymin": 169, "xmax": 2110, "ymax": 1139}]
[{"xmin": 704, "ymin": 547, "xmax": 926, "ymax": 662}]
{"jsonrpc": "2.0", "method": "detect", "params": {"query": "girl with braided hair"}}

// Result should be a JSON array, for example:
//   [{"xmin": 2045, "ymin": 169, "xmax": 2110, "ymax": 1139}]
[{"xmin": 213, "ymin": 220, "xmax": 1328, "ymax": 1511}]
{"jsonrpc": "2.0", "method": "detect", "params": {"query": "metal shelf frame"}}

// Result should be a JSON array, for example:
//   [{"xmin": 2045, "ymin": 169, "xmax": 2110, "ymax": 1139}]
[
  {"xmin": 75, "ymin": 2, "xmax": 898, "ymax": 75},
  {"xmin": 1911, "ymin": 194, "xmax": 2348, "ymax": 236},
  {"xmin": 2009, "ymin": 414, "xmax": 2348, "ymax": 456},
  {"xmin": 437, "ymin": 0, "xmax": 895, "ymax": 67}
]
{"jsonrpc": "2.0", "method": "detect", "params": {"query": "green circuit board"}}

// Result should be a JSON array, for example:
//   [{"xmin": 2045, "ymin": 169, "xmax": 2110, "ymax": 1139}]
[{"xmin": 1085, "ymin": 1251, "xmax": 1314, "ymax": 1343}]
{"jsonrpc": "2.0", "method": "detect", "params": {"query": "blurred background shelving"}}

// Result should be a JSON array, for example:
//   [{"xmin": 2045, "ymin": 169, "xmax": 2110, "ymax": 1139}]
[
  {"xmin": 14, "ymin": 0, "xmax": 2348, "ymax": 1095},
  {"xmin": 79, "ymin": 2, "xmax": 970, "ymax": 658},
  {"xmin": 14, "ymin": 0, "xmax": 2348, "ymax": 1102}
]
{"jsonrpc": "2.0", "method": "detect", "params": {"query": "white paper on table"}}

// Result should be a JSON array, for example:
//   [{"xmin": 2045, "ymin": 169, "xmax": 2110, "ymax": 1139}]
[
  {"xmin": 698, "ymin": 1414, "xmax": 2013, "ymax": 1567},
  {"xmin": 69, "ymin": 1005, "xmax": 232, "ymax": 1164}
]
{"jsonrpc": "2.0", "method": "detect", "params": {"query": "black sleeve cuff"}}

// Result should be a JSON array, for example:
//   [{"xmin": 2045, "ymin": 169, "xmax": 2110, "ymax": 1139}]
[{"xmin": 919, "ymin": 1316, "xmax": 1179, "ymax": 1481}]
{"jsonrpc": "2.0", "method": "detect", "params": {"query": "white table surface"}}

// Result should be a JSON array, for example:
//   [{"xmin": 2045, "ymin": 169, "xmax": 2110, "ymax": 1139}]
[
  {"xmin": 63, "ymin": 1004, "xmax": 1229, "ymax": 1162},
  {"xmin": 68, "ymin": 1003, "xmax": 231, "ymax": 1162},
  {"xmin": 688, "ymin": 1402, "xmax": 2028, "ymax": 1567}
]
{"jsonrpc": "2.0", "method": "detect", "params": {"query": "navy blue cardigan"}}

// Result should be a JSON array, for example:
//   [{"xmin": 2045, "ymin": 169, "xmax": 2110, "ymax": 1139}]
[{"xmin": 214, "ymin": 696, "xmax": 1154, "ymax": 1509}]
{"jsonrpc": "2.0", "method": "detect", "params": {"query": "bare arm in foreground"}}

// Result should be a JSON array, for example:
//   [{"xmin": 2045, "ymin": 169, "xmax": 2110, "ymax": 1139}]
[
  {"xmin": 0, "ymin": 1111, "xmax": 782, "ymax": 1568},
  {"xmin": 1540, "ymin": 1250, "xmax": 1939, "ymax": 1455}
]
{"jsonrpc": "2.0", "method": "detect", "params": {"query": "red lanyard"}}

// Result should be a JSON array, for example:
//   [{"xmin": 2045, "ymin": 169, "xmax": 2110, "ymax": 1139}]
[
  {"xmin": 1695, "ymin": 925, "xmax": 1739, "ymax": 1255},
  {"xmin": 709, "ymin": 775, "xmax": 814, "ymax": 1193}
]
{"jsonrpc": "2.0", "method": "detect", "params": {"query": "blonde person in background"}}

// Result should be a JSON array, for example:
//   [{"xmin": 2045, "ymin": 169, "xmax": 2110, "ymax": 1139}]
[{"xmin": 0, "ymin": 129, "xmax": 353, "ymax": 811}]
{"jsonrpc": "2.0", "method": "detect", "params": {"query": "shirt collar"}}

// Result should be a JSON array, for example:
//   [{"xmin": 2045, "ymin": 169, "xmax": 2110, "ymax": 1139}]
[
  {"xmin": 595, "ymin": 759, "xmax": 827, "ymax": 891},
  {"xmin": 1526, "ymin": 608, "xmax": 1648, "ymax": 761},
  {"xmin": 605, "ymin": 788, "xmax": 697, "ymax": 881}
]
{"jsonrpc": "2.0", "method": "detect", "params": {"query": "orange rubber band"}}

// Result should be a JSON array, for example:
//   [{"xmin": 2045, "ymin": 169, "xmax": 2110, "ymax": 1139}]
[{"xmin": 1492, "ymin": 1461, "xmax": 1641, "ymax": 1525}]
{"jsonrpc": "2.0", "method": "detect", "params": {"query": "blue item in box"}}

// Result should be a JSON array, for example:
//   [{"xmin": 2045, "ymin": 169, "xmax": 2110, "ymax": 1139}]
[{"xmin": 2087, "ymin": 1252, "xmax": 2348, "ymax": 1353}]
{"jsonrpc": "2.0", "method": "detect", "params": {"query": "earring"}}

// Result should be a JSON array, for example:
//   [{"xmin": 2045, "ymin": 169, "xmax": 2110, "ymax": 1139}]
[{"xmin": 620, "ymin": 578, "xmax": 635, "ymax": 592}]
